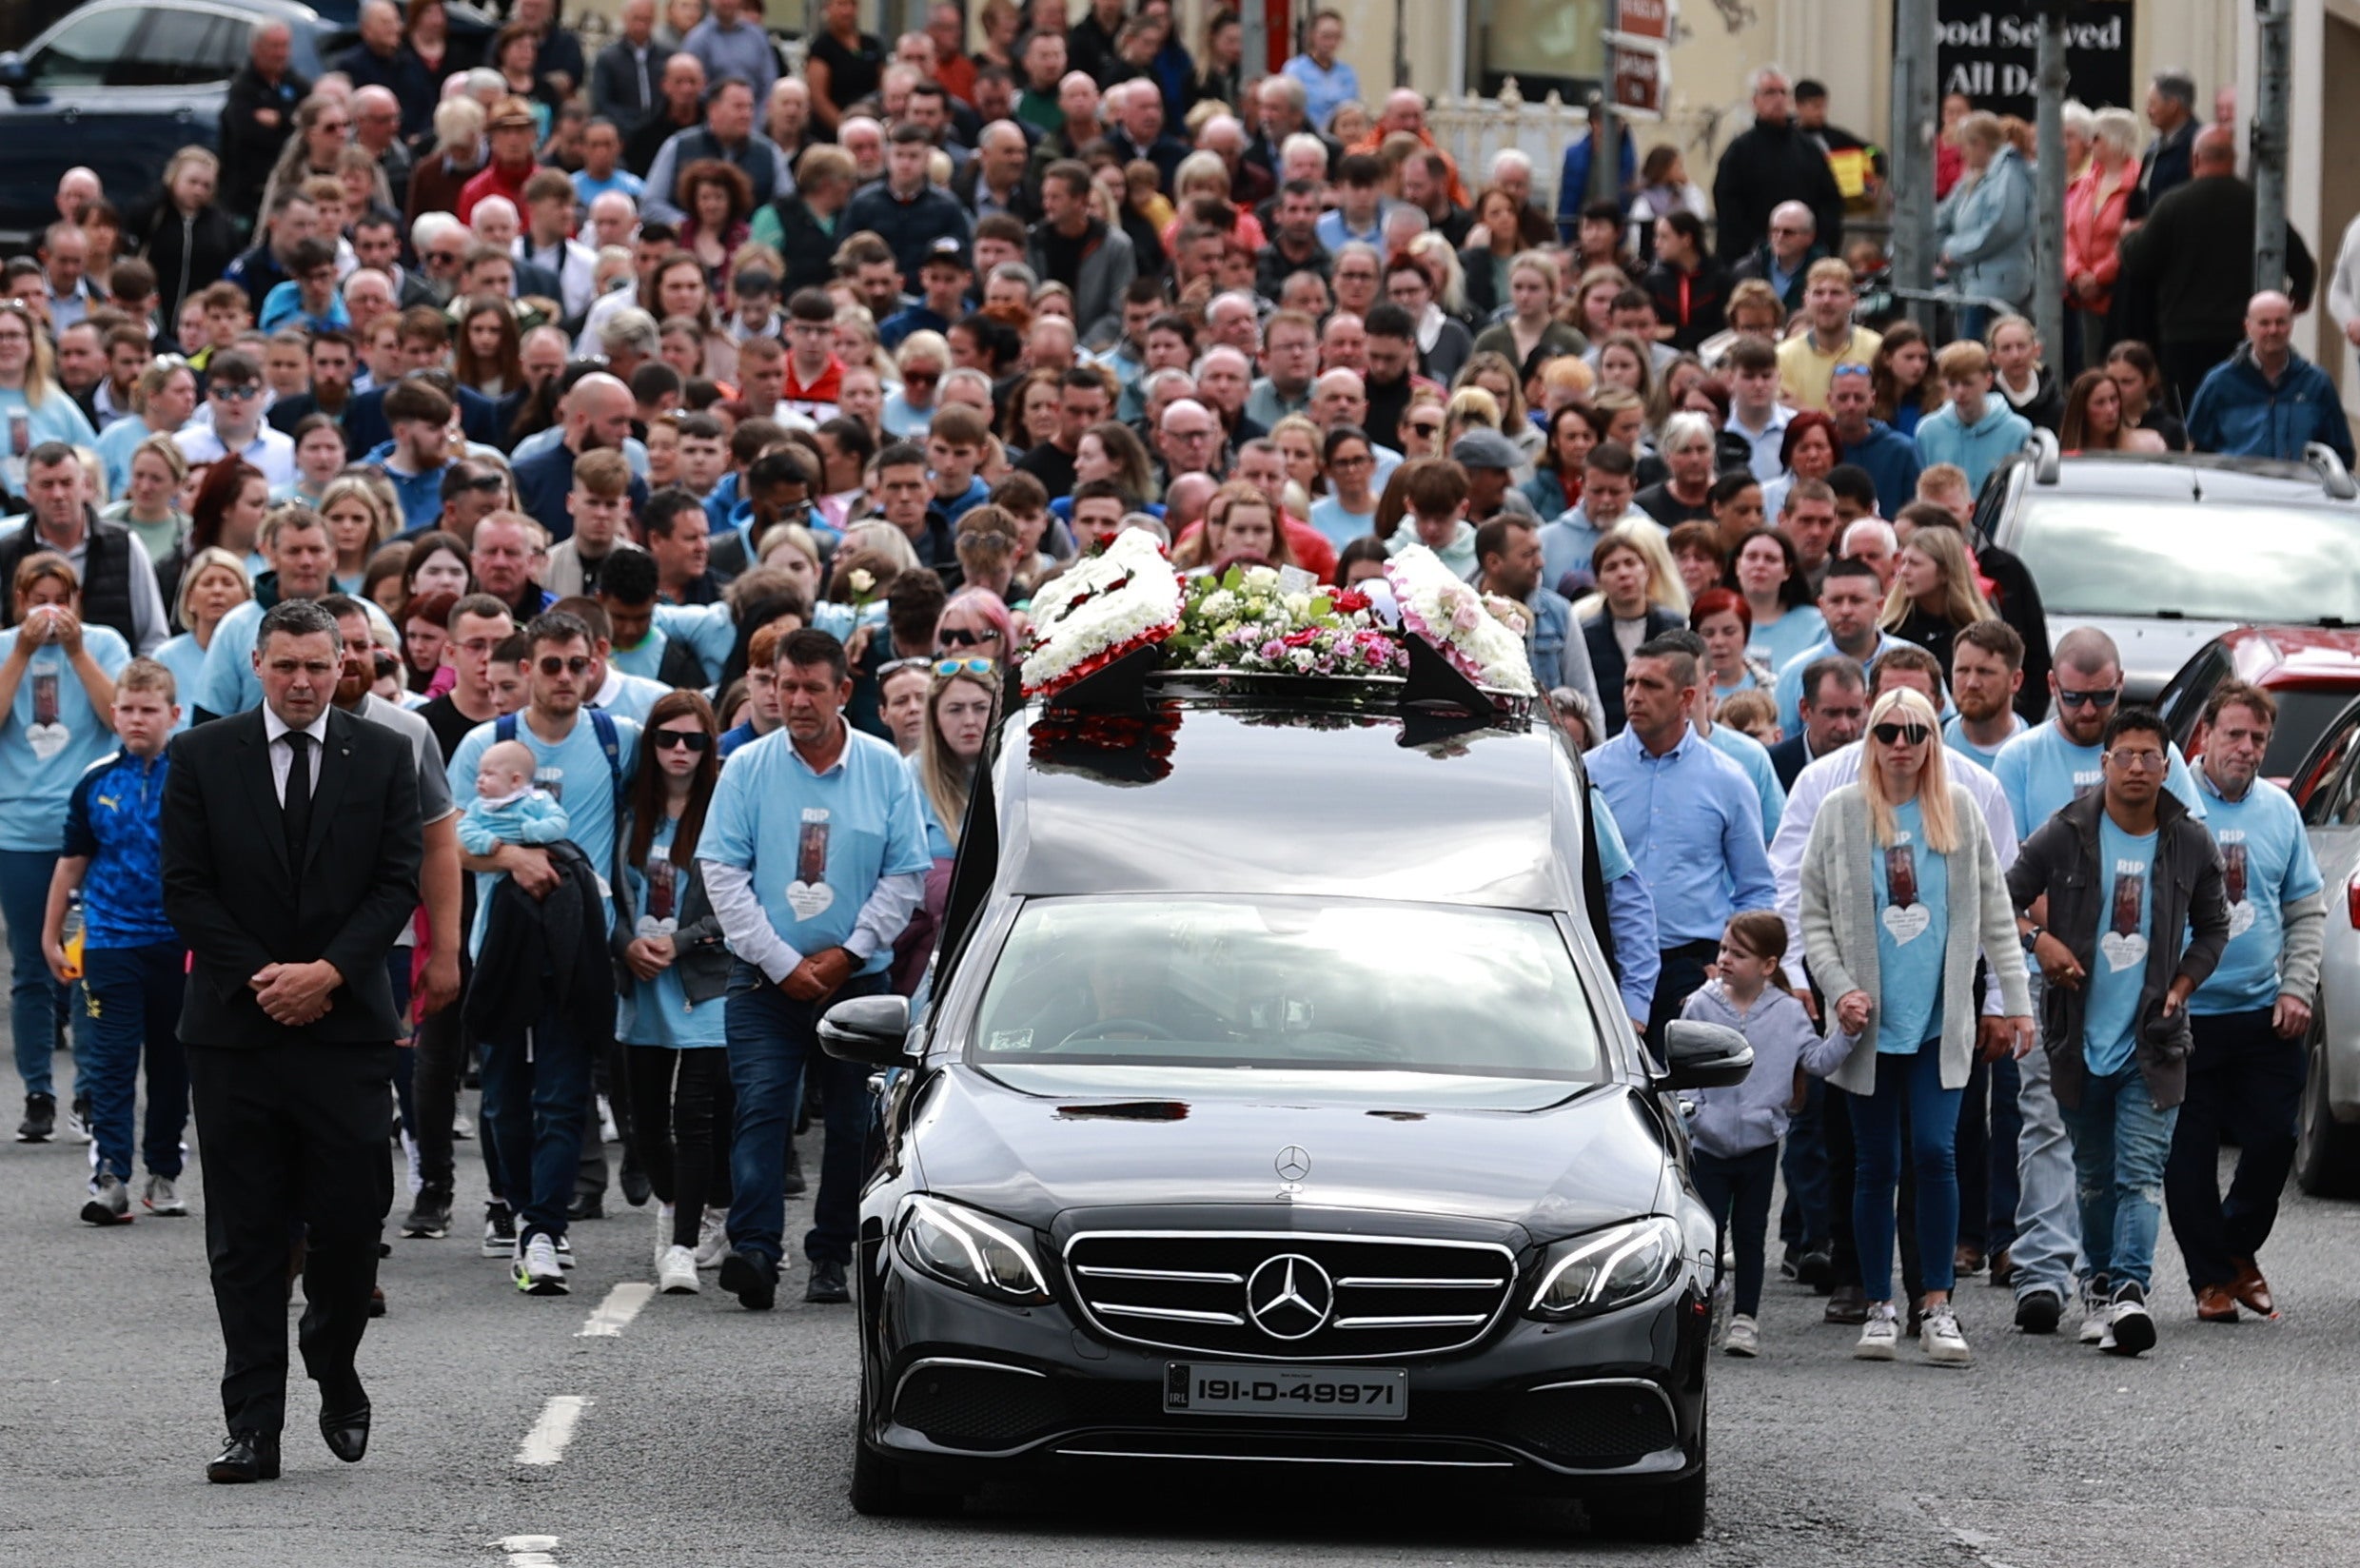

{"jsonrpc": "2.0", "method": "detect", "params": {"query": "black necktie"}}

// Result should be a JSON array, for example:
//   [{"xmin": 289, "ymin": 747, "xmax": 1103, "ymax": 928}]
[{"xmin": 284, "ymin": 731, "xmax": 313, "ymax": 865}]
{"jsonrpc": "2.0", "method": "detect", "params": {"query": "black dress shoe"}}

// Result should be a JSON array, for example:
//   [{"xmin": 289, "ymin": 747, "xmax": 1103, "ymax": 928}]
[
  {"xmin": 320, "ymin": 1376, "xmax": 370, "ymax": 1462},
  {"xmin": 1824, "ymin": 1284, "xmax": 1868, "ymax": 1324},
  {"xmin": 719, "ymin": 1251, "xmax": 778, "ymax": 1310},
  {"xmin": 568, "ymin": 1191, "xmax": 605, "ymax": 1221},
  {"xmin": 805, "ymin": 1257, "xmax": 850, "ymax": 1303},
  {"xmin": 620, "ymin": 1157, "xmax": 653, "ymax": 1207},
  {"xmin": 207, "ymin": 1431, "xmax": 282, "ymax": 1483},
  {"xmin": 785, "ymin": 1145, "xmax": 807, "ymax": 1197}
]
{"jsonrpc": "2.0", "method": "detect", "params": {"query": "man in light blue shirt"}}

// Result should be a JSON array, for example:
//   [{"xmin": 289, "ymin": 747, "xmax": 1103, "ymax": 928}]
[
  {"xmin": 1771, "ymin": 557, "xmax": 1899, "ymax": 735},
  {"xmin": 2168, "ymin": 681, "xmax": 2325, "ymax": 1316},
  {"xmin": 698, "ymin": 627, "xmax": 929, "ymax": 1311},
  {"xmin": 194, "ymin": 510, "xmax": 395, "ymax": 720},
  {"xmin": 1586, "ymin": 636, "xmax": 1776, "ymax": 1049},
  {"xmin": 1282, "ymin": 11, "xmax": 1360, "ymax": 131},
  {"xmin": 445, "ymin": 610, "xmax": 640, "ymax": 1284},
  {"xmin": 1538, "ymin": 443, "xmax": 1640, "ymax": 598},
  {"xmin": 1914, "ymin": 340, "xmax": 2032, "ymax": 495},
  {"xmin": 680, "ymin": 0, "xmax": 776, "ymax": 104}
]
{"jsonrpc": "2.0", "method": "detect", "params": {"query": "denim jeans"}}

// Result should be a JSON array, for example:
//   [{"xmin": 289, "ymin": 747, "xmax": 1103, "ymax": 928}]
[
  {"xmin": 2058, "ymin": 1060, "xmax": 2181, "ymax": 1292},
  {"xmin": 478, "ymin": 1004, "xmax": 593, "ymax": 1245},
  {"xmin": 2014, "ymin": 965, "xmax": 2087, "ymax": 1300},
  {"xmin": 0, "ymin": 848, "xmax": 69, "ymax": 1098},
  {"xmin": 1693, "ymin": 1143, "xmax": 1779, "ymax": 1315},
  {"xmin": 2165, "ymin": 1008, "xmax": 2302, "ymax": 1292},
  {"xmin": 725, "ymin": 965, "xmax": 886, "ymax": 1269},
  {"xmin": 1849, "ymin": 1043, "xmax": 1964, "ymax": 1302},
  {"xmin": 79, "ymin": 942, "xmax": 188, "ymax": 1184}
]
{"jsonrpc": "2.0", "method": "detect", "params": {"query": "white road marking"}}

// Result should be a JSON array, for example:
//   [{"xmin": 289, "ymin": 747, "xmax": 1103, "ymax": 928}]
[
  {"xmin": 515, "ymin": 1396, "xmax": 592, "ymax": 1466},
  {"xmin": 577, "ymin": 1282, "xmax": 655, "ymax": 1338}
]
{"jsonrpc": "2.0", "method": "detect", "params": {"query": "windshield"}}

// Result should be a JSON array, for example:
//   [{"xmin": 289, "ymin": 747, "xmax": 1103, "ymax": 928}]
[
  {"xmin": 968, "ymin": 896, "xmax": 1607, "ymax": 1084},
  {"xmin": 2013, "ymin": 499, "xmax": 2360, "ymax": 624}
]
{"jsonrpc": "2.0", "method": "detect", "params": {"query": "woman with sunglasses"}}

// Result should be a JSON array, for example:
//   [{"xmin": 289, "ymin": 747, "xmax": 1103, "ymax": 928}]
[
  {"xmin": 614, "ymin": 690, "xmax": 735, "ymax": 1294},
  {"xmin": 1799, "ymin": 686, "xmax": 2032, "ymax": 1366},
  {"xmin": 934, "ymin": 588, "xmax": 1015, "ymax": 670}
]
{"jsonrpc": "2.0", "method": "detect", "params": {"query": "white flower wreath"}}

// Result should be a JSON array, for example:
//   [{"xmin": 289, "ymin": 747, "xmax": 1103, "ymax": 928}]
[
  {"xmin": 1020, "ymin": 529, "xmax": 1186, "ymax": 696},
  {"xmin": 1384, "ymin": 544, "xmax": 1539, "ymax": 696}
]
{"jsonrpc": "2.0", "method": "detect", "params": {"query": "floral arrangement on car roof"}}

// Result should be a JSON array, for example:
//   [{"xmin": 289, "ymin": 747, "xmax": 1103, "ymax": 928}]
[
  {"xmin": 1019, "ymin": 528, "xmax": 1187, "ymax": 697},
  {"xmin": 1383, "ymin": 544, "xmax": 1539, "ymax": 696},
  {"xmin": 1162, "ymin": 562, "xmax": 1405, "ymax": 678}
]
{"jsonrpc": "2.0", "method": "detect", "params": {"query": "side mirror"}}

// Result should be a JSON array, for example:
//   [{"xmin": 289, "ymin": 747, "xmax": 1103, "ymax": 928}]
[
  {"xmin": 0, "ymin": 53, "xmax": 28, "ymax": 94},
  {"xmin": 818, "ymin": 991, "xmax": 914, "ymax": 1068},
  {"xmin": 1660, "ymin": 1020, "xmax": 1753, "ymax": 1091}
]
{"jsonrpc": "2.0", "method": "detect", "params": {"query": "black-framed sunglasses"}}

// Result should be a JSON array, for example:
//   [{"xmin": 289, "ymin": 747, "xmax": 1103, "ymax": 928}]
[
  {"xmin": 652, "ymin": 729, "xmax": 711, "ymax": 752},
  {"xmin": 2055, "ymin": 687, "xmax": 2120, "ymax": 710},
  {"xmin": 537, "ymin": 655, "xmax": 595, "ymax": 676},
  {"xmin": 937, "ymin": 625, "xmax": 1000, "ymax": 648},
  {"xmin": 1871, "ymin": 722, "xmax": 1930, "ymax": 747}
]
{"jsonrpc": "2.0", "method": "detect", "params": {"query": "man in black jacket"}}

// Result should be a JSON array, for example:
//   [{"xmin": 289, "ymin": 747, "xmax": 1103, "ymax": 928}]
[
  {"xmin": 218, "ymin": 23, "xmax": 312, "ymax": 223},
  {"xmin": 1710, "ymin": 68, "xmax": 1844, "ymax": 265},
  {"xmin": 163, "ymin": 600, "xmax": 423, "ymax": 1483},
  {"xmin": 2007, "ymin": 706, "xmax": 2231, "ymax": 1357}
]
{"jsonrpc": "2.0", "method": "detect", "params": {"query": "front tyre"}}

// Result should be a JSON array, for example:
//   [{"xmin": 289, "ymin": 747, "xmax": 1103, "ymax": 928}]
[{"xmin": 1589, "ymin": 1460, "xmax": 1707, "ymax": 1544}]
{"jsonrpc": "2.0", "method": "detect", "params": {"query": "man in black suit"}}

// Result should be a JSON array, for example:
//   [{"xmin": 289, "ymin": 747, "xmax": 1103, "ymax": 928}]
[
  {"xmin": 163, "ymin": 600, "xmax": 424, "ymax": 1485},
  {"xmin": 1768, "ymin": 654, "xmax": 1867, "ymax": 789}
]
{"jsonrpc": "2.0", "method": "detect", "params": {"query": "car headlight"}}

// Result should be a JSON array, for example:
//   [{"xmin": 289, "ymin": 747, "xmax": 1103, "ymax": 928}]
[
  {"xmin": 894, "ymin": 1194, "xmax": 1052, "ymax": 1304},
  {"xmin": 1527, "ymin": 1217, "xmax": 1685, "ymax": 1320}
]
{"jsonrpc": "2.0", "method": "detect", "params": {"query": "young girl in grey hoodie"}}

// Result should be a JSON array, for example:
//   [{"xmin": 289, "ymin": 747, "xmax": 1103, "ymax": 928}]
[{"xmin": 1680, "ymin": 911, "xmax": 1851, "ymax": 1357}]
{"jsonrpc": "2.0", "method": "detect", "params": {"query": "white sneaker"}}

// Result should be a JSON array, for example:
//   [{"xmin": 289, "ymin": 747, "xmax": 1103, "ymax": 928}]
[
  {"xmin": 451, "ymin": 1108, "xmax": 474, "ymax": 1141},
  {"xmin": 1722, "ymin": 1313, "xmax": 1760, "ymax": 1357},
  {"xmin": 2078, "ymin": 1278, "xmax": 2114, "ymax": 1343},
  {"xmin": 1919, "ymin": 1303, "xmax": 1973, "ymax": 1364},
  {"xmin": 655, "ymin": 1203, "xmax": 675, "ymax": 1265},
  {"xmin": 693, "ymin": 1207, "xmax": 731, "ymax": 1269},
  {"xmin": 141, "ymin": 1173, "xmax": 187, "ymax": 1216},
  {"xmin": 554, "ymin": 1231, "xmax": 575, "ymax": 1270},
  {"xmin": 514, "ymin": 1233, "xmax": 568, "ymax": 1295},
  {"xmin": 597, "ymin": 1093, "xmax": 620, "ymax": 1145},
  {"xmin": 1854, "ymin": 1303, "xmax": 1900, "ymax": 1360},
  {"xmin": 658, "ymin": 1244, "xmax": 700, "ymax": 1294}
]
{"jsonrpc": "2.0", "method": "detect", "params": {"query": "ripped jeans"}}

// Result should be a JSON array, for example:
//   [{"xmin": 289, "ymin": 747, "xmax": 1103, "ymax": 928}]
[{"xmin": 2057, "ymin": 1061, "xmax": 2180, "ymax": 1292}]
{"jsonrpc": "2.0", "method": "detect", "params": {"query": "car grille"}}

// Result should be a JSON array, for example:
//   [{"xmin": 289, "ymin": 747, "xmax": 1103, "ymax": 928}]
[{"xmin": 1062, "ymin": 1230, "xmax": 1518, "ymax": 1360}]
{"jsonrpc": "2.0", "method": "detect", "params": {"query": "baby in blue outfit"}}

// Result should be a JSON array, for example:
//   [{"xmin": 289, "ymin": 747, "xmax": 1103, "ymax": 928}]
[{"xmin": 459, "ymin": 739, "xmax": 571, "ymax": 855}]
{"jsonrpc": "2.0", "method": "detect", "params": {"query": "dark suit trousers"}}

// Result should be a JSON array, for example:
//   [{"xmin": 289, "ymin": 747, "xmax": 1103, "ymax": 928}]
[{"xmin": 187, "ymin": 1040, "xmax": 395, "ymax": 1436}]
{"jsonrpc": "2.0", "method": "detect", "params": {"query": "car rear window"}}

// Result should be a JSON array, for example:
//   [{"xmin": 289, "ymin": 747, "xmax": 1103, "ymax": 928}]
[{"xmin": 2014, "ymin": 498, "xmax": 2360, "ymax": 625}]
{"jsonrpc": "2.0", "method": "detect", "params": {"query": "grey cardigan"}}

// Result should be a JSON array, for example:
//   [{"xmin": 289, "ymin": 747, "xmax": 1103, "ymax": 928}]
[{"xmin": 1798, "ymin": 782, "xmax": 2032, "ymax": 1093}]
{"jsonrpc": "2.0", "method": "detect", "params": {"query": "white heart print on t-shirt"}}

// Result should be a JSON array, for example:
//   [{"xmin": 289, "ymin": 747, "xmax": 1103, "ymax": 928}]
[
  {"xmin": 23, "ymin": 720, "xmax": 68, "ymax": 762},
  {"xmin": 2100, "ymin": 931, "xmax": 2148, "ymax": 972},
  {"xmin": 1882, "ymin": 903, "xmax": 1931, "ymax": 945}
]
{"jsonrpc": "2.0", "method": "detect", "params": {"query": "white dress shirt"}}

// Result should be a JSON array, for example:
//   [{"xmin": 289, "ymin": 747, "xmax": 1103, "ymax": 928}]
[
  {"xmin": 261, "ymin": 705, "xmax": 331, "ymax": 806},
  {"xmin": 1768, "ymin": 739, "xmax": 2017, "ymax": 998}
]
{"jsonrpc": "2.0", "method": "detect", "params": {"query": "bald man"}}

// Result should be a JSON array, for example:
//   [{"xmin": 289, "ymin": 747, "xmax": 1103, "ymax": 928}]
[
  {"xmin": 2187, "ymin": 290, "xmax": 2354, "ymax": 462},
  {"xmin": 2121, "ymin": 124, "xmax": 2318, "ymax": 407},
  {"xmin": 513, "ymin": 373, "xmax": 652, "ymax": 541}
]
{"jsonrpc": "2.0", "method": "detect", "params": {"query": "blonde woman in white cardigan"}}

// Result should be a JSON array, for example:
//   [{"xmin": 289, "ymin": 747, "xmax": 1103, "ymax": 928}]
[{"xmin": 1800, "ymin": 687, "xmax": 2035, "ymax": 1366}]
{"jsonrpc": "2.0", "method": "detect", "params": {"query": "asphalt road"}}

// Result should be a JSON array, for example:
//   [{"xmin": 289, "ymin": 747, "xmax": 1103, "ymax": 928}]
[{"xmin": 6, "ymin": 1040, "xmax": 2360, "ymax": 1568}]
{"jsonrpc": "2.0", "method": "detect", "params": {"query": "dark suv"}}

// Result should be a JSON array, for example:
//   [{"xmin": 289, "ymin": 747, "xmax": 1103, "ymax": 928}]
[
  {"xmin": 1973, "ymin": 437, "xmax": 2360, "ymax": 702},
  {"xmin": 819, "ymin": 661, "xmax": 1752, "ymax": 1542}
]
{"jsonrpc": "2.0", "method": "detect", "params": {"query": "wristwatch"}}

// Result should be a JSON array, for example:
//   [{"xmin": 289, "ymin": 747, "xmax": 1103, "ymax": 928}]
[{"xmin": 2022, "ymin": 924, "xmax": 2044, "ymax": 945}]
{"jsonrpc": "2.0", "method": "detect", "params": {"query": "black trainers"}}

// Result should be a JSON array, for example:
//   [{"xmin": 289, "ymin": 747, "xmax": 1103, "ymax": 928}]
[
  {"xmin": 2100, "ymin": 1280, "xmax": 2156, "ymax": 1357},
  {"xmin": 2015, "ymin": 1285, "xmax": 2065, "ymax": 1335},
  {"xmin": 719, "ymin": 1250, "xmax": 778, "ymax": 1311},
  {"xmin": 403, "ymin": 1192, "xmax": 452, "ymax": 1240},
  {"xmin": 785, "ymin": 1144, "xmax": 807, "ymax": 1197},
  {"xmin": 17, "ymin": 1092, "xmax": 55, "ymax": 1143},
  {"xmin": 805, "ymin": 1257, "xmax": 850, "ymax": 1303},
  {"xmin": 482, "ymin": 1203, "xmax": 518, "ymax": 1259}
]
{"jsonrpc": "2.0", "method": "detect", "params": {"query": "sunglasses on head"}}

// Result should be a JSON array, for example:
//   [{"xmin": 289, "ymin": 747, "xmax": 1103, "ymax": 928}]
[
  {"xmin": 877, "ymin": 656, "xmax": 934, "ymax": 677},
  {"xmin": 934, "ymin": 657, "xmax": 993, "ymax": 677},
  {"xmin": 1871, "ymin": 722, "xmax": 1930, "ymax": 746},
  {"xmin": 937, "ymin": 625, "xmax": 998, "ymax": 648},
  {"xmin": 652, "ymin": 728, "xmax": 711, "ymax": 751},
  {"xmin": 2056, "ymin": 686, "xmax": 2120, "ymax": 709},
  {"xmin": 537, "ymin": 655, "xmax": 595, "ymax": 676}
]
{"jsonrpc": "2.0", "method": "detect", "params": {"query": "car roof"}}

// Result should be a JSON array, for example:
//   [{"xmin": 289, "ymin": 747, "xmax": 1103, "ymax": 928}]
[
  {"xmin": 2224, "ymin": 624, "xmax": 2360, "ymax": 685},
  {"xmin": 2011, "ymin": 450, "xmax": 2360, "ymax": 510},
  {"xmin": 998, "ymin": 696, "xmax": 1584, "ymax": 911}
]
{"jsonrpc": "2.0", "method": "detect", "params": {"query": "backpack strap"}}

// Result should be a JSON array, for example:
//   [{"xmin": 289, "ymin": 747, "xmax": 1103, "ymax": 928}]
[{"xmin": 589, "ymin": 708, "xmax": 625, "ymax": 817}]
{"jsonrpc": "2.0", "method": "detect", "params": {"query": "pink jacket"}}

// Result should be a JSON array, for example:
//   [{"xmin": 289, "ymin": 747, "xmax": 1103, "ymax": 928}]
[{"xmin": 2062, "ymin": 164, "xmax": 2133, "ymax": 313}]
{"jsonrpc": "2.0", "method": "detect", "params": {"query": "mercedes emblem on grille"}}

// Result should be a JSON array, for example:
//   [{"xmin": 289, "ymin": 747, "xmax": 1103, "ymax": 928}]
[
  {"xmin": 1245, "ymin": 1253, "xmax": 1333, "ymax": 1340},
  {"xmin": 1274, "ymin": 1145, "xmax": 1311, "ymax": 1183}
]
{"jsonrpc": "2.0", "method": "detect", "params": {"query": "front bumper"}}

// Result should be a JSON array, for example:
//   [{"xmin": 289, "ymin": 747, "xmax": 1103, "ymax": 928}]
[{"xmin": 856, "ymin": 1244, "xmax": 1711, "ymax": 1497}]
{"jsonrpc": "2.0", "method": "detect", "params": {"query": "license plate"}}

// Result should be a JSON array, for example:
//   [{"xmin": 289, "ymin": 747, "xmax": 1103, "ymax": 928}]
[{"xmin": 1163, "ymin": 1362, "xmax": 1407, "ymax": 1421}]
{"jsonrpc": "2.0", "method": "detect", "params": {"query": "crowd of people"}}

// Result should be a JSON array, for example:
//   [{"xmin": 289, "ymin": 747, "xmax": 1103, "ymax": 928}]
[{"xmin": 0, "ymin": 0, "xmax": 2346, "ymax": 1472}]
